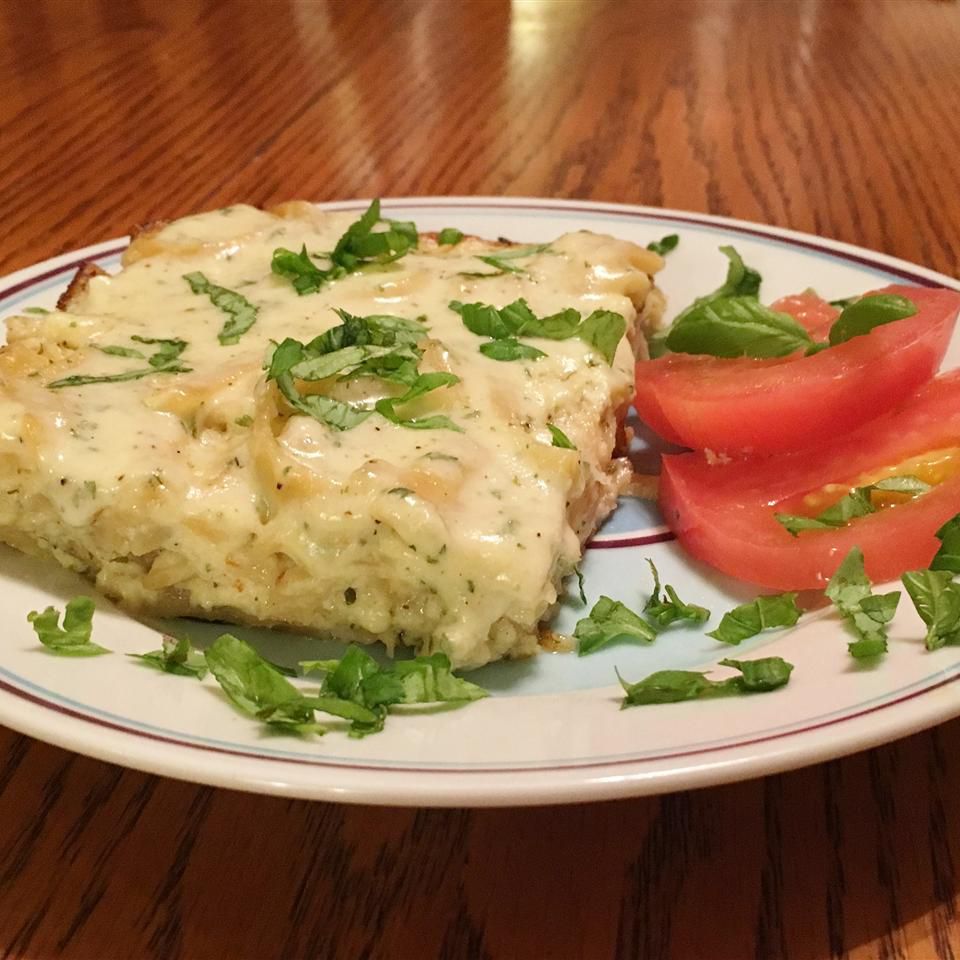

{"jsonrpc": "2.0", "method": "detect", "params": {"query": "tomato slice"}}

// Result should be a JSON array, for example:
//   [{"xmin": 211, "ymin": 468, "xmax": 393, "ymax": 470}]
[
  {"xmin": 659, "ymin": 369, "xmax": 960, "ymax": 590},
  {"xmin": 770, "ymin": 291, "xmax": 839, "ymax": 339},
  {"xmin": 635, "ymin": 285, "xmax": 960, "ymax": 455}
]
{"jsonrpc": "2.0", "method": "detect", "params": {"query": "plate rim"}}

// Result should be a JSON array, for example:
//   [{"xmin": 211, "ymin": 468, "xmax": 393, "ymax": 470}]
[{"xmin": 2, "ymin": 195, "xmax": 959, "ymax": 807}]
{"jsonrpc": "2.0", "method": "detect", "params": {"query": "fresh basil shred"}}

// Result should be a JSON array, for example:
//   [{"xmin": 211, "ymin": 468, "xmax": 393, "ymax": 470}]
[
  {"xmin": 643, "ymin": 560, "xmax": 710, "ymax": 628},
  {"xmin": 574, "ymin": 596, "xmax": 657, "ymax": 656},
  {"xmin": 775, "ymin": 475, "xmax": 930, "ymax": 536},
  {"xmin": 647, "ymin": 234, "xmax": 679, "ymax": 256},
  {"xmin": 48, "ymin": 336, "xmax": 191, "ymax": 389},
  {"xmin": 825, "ymin": 547, "xmax": 900, "ymax": 658},
  {"xmin": 547, "ymin": 424, "xmax": 576, "ymax": 450},
  {"xmin": 449, "ymin": 298, "xmax": 625, "ymax": 364},
  {"xmin": 617, "ymin": 656, "xmax": 793, "ymax": 707},
  {"xmin": 827, "ymin": 293, "xmax": 917, "ymax": 346},
  {"xmin": 27, "ymin": 596, "xmax": 109, "ymax": 656},
  {"xmin": 131, "ymin": 634, "xmax": 208, "ymax": 678},
  {"xmin": 272, "ymin": 199, "xmax": 418, "ymax": 295},
  {"xmin": 183, "ymin": 272, "xmax": 259, "ymax": 345},
  {"xmin": 437, "ymin": 227, "xmax": 464, "ymax": 245},
  {"xmin": 707, "ymin": 593, "xmax": 801, "ymax": 645},
  {"xmin": 266, "ymin": 310, "xmax": 459, "ymax": 432}
]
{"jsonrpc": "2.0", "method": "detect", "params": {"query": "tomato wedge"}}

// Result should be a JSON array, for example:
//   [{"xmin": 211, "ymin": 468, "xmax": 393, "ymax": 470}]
[
  {"xmin": 659, "ymin": 370, "xmax": 960, "ymax": 590},
  {"xmin": 635, "ymin": 285, "xmax": 960, "ymax": 455}
]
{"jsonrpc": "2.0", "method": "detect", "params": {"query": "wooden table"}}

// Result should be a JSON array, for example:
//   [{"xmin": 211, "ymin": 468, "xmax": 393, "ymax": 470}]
[{"xmin": 2, "ymin": 1, "xmax": 960, "ymax": 957}]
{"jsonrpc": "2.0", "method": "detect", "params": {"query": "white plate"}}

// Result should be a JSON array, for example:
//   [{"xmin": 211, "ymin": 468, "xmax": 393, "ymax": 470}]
[{"xmin": 2, "ymin": 197, "xmax": 959, "ymax": 807}]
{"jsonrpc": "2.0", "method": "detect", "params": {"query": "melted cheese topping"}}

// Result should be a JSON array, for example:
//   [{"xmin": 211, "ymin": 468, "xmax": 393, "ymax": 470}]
[{"xmin": 0, "ymin": 204, "xmax": 661, "ymax": 667}]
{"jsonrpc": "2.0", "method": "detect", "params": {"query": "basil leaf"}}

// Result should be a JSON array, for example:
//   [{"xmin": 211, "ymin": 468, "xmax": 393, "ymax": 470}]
[
  {"xmin": 902, "ymin": 569, "xmax": 960, "ymax": 650},
  {"xmin": 548, "ymin": 424, "xmax": 576, "ymax": 449},
  {"xmin": 575, "ymin": 565, "xmax": 587, "ymax": 604},
  {"xmin": 291, "ymin": 344, "xmax": 394, "ymax": 382},
  {"xmin": 273, "ymin": 201, "xmax": 418, "ymax": 294},
  {"xmin": 618, "ymin": 655, "xmax": 793, "ymax": 707},
  {"xmin": 716, "ymin": 656, "xmax": 794, "ymax": 691},
  {"xmin": 314, "ymin": 309, "xmax": 426, "ymax": 351},
  {"xmin": 313, "ymin": 646, "xmax": 487, "ymax": 737},
  {"xmin": 618, "ymin": 668, "xmax": 719, "ymax": 705},
  {"xmin": 671, "ymin": 246, "xmax": 763, "ymax": 327},
  {"xmin": 27, "ymin": 596, "xmax": 109, "ymax": 656},
  {"xmin": 331, "ymin": 199, "xmax": 418, "ymax": 270},
  {"xmin": 647, "ymin": 234, "xmax": 679, "ymax": 256},
  {"xmin": 204, "ymin": 634, "xmax": 319, "ymax": 732},
  {"xmin": 479, "ymin": 338, "xmax": 547, "ymax": 362},
  {"xmin": 388, "ymin": 653, "xmax": 487, "ymax": 704},
  {"xmin": 828, "ymin": 294, "xmax": 917, "ymax": 346},
  {"xmin": 438, "ymin": 227, "xmax": 464, "ymax": 245},
  {"xmin": 931, "ymin": 515, "xmax": 960, "ymax": 574},
  {"xmin": 342, "ymin": 347, "xmax": 421, "ymax": 386},
  {"xmin": 271, "ymin": 245, "xmax": 336, "ymax": 295},
  {"xmin": 666, "ymin": 297, "xmax": 813, "ymax": 359},
  {"xmin": 643, "ymin": 559, "xmax": 710, "ymax": 628},
  {"xmin": 131, "ymin": 634, "xmax": 207, "ymax": 678},
  {"xmin": 184, "ymin": 272, "xmax": 258, "ymax": 345},
  {"xmin": 48, "ymin": 336, "xmax": 191, "ymax": 389},
  {"xmin": 575, "ymin": 596, "xmax": 657, "ymax": 656},
  {"xmin": 98, "ymin": 345, "xmax": 145, "ymax": 359},
  {"xmin": 707, "ymin": 593, "xmax": 801, "ymax": 644},
  {"xmin": 577, "ymin": 310, "xmax": 627, "ymax": 364},
  {"xmin": 375, "ymin": 372, "xmax": 462, "ymax": 431},
  {"xmin": 451, "ymin": 301, "xmax": 519, "ymax": 339},
  {"xmin": 825, "ymin": 547, "xmax": 900, "ymax": 658},
  {"xmin": 776, "ymin": 475, "xmax": 930, "ymax": 535},
  {"xmin": 515, "ymin": 308, "xmax": 582, "ymax": 340},
  {"xmin": 291, "ymin": 394, "xmax": 373, "ymax": 431},
  {"xmin": 450, "ymin": 298, "xmax": 624, "ymax": 364},
  {"xmin": 462, "ymin": 244, "xmax": 548, "ymax": 277}
]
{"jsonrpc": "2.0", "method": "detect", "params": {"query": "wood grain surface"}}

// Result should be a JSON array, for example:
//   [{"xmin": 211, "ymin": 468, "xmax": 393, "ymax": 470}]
[{"xmin": 2, "ymin": 1, "xmax": 960, "ymax": 957}]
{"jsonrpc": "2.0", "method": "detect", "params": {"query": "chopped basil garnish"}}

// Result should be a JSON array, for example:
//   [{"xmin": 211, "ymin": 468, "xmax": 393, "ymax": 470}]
[
  {"xmin": 574, "ymin": 565, "xmax": 587, "ymax": 604},
  {"xmin": 574, "ymin": 596, "xmax": 657, "ymax": 656},
  {"xmin": 205, "ymin": 634, "xmax": 322, "ymax": 733},
  {"xmin": 828, "ymin": 294, "xmax": 917, "ymax": 346},
  {"xmin": 647, "ymin": 234, "xmax": 679, "ymax": 256},
  {"xmin": 266, "ymin": 311, "xmax": 458, "ymax": 432},
  {"xmin": 825, "ymin": 547, "xmax": 900, "ymax": 658},
  {"xmin": 27, "ymin": 596, "xmax": 109, "ymax": 656},
  {"xmin": 673, "ymin": 246, "xmax": 762, "ymax": 325},
  {"xmin": 707, "ymin": 593, "xmax": 801, "ymax": 644},
  {"xmin": 48, "ymin": 335, "xmax": 191, "ymax": 389},
  {"xmin": 901, "ymin": 569, "xmax": 960, "ymax": 651},
  {"xmin": 300, "ymin": 645, "xmax": 487, "ymax": 738},
  {"xmin": 479, "ymin": 338, "xmax": 546, "ymax": 362},
  {"xmin": 374, "ymin": 372, "xmax": 463, "ymax": 432},
  {"xmin": 931, "ymin": 515, "xmax": 960, "ymax": 573},
  {"xmin": 643, "ymin": 560, "xmax": 710, "ymax": 628},
  {"xmin": 131, "ymin": 634, "xmax": 207, "ymax": 678},
  {"xmin": 183, "ymin": 272, "xmax": 258, "ymax": 345},
  {"xmin": 272, "ymin": 200, "xmax": 418, "ymax": 295},
  {"xmin": 775, "ymin": 475, "xmax": 930, "ymax": 535},
  {"xmin": 449, "ymin": 298, "xmax": 626, "ymax": 364},
  {"xmin": 617, "ymin": 656, "xmax": 793, "ymax": 707},
  {"xmin": 437, "ymin": 227, "xmax": 464, "ymax": 245},
  {"xmin": 460, "ymin": 244, "xmax": 548, "ymax": 278},
  {"xmin": 548, "ymin": 424, "xmax": 576, "ymax": 449}
]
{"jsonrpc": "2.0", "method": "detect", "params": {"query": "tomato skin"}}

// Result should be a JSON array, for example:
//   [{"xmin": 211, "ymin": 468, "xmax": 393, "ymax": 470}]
[
  {"xmin": 659, "ymin": 370, "xmax": 960, "ymax": 590},
  {"xmin": 635, "ymin": 285, "xmax": 960, "ymax": 455},
  {"xmin": 770, "ymin": 292, "xmax": 839, "ymax": 340}
]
